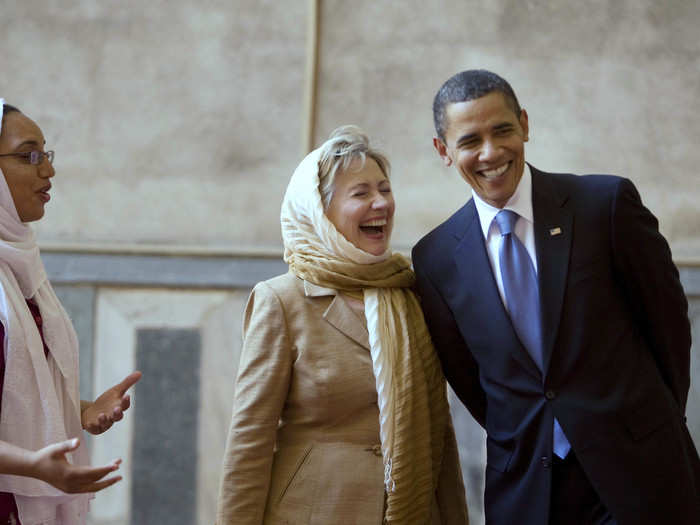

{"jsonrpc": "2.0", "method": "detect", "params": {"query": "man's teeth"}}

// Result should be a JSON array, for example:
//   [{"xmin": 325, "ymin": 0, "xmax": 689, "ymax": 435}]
[
  {"xmin": 481, "ymin": 164, "xmax": 509, "ymax": 178},
  {"xmin": 361, "ymin": 219, "xmax": 387, "ymax": 227}
]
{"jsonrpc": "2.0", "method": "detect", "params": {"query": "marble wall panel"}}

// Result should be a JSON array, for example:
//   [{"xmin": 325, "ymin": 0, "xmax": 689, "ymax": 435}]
[
  {"xmin": 88, "ymin": 288, "xmax": 248, "ymax": 525},
  {"xmin": 449, "ymin": 388, "xmax": 487, "ymax": 525},
  {"xmin": 53, "ymin": 285, "xmax": 96, "ymax": 401},
  {"xmin": 197, "ymin": 291, "xmax": 249, "ymax": 525}
]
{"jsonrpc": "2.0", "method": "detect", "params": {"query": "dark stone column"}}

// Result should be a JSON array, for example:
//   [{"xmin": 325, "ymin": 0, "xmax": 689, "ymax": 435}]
[
  {"xmin": 131, "ymin": 328, "xmax": 201, "ymax": 525},
  {"xmin": 53, "ymin": 285, "xmax": 96, "ymax": 402}
]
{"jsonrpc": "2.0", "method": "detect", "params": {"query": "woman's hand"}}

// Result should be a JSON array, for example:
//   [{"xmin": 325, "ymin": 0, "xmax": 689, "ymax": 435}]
[
  {"xmin": 31, "ymin": 438, "xmax": 122, "ymax": 493},
  {"xmin": 81, "ymin": 371, "xmax": 142, "ymax": 435}
]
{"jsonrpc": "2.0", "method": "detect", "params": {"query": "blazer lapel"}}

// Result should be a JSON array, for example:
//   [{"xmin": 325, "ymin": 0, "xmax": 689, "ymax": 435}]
[
  {"xmin": 453, "ymin": 201, "xmax": 542, "ymax": 380},
  {"xmin": 531, "ymin": 168, "xmax": 573, "ymax": 376},
  {"xmin": 323, "ymin": 296, "xmax": 370, "ymax": 350},
  {"xmin": 304, "ymin": 281, "xmax": 371, "ymax": 350}
]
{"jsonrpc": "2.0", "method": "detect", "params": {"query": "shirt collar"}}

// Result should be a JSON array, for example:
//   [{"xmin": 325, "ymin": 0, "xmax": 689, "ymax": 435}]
[
  {"xmin": 303, "ymin": 280, "xmax": 337, "ymax": 297},
  {"xmin": 472, "ymin": 163, "xmax": 534, "ymax": 239}
]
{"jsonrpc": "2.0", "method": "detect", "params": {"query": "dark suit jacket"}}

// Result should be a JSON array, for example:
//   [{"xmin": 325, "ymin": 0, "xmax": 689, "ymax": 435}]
[{"xmin": 412, "ymin": 166, "xmax": 700, "ymax": 525}]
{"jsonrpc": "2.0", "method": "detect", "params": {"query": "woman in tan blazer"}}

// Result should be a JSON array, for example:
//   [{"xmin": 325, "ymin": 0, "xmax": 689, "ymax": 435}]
[{"xmin": 216, "ymin": 126, "xmax": 469, "ymax": 525}]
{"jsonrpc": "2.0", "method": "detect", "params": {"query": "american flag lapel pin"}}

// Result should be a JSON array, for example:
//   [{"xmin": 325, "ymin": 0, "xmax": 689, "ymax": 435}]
[{"xmin": 549, "ymin": 227, "xmax": 562, "ymax": 236}]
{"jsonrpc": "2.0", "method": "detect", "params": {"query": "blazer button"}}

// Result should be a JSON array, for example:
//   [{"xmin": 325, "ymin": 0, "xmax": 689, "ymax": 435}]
[
  {"xmin": 545, "ymin": 390, "xmax": 556, "ymax": 400},
  {"xmin": 541, "ymin": 456, "xmax": 551, "ymax": 468}
]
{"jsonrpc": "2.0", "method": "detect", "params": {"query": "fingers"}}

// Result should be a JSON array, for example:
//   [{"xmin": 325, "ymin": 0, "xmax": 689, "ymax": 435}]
[
  {"xmin": 63, "ymin": 462, "xmax": 123, "ymax": 493},
  {"xmin": 120, "ymin": 394, "xmax": 131, "ymax": 412},
  {"xmin": 85, "ymin": 372, "xmax": 140, "ymax": 434},
  {"xmin": 112, "ymin": 406, "xmax": 124, "ymax": 422},
  {"xmin": 116, "ymin": 371, "xmax": 142, "ymax": 395},
  {"xmin": 84, "ymin": 474, "xmax": 122, "ymax": 493},
  {"xmin": 76, "ymin": 462, "xmax": 121, "ymax": 483},
  {"xmin": 46, "ymin": 438, "xmax": 80, "ymax": 458},
  {"xmin": 107, "ymin": 394, "xmax": 130, "ymax": 425},
  {"xmin": 86, "ymin": 413, "xmax": 113, "ymax": 435},
  {"xmin": 98, "ymin": 413, "xmax": 111, "ymax": 433},
  {"xmin": 86, "ymin": 401, "xmax": 130, "ymax": 434}
]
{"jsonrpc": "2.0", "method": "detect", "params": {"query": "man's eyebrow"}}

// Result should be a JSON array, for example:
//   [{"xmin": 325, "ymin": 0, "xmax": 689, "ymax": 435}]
[
  {"xmin": 493, "ymin": 122, "xmax": 515, "ymax": 131},
  {"xmin": 456, "ymin": 133, "xmax": 478, "ymax": 145}
]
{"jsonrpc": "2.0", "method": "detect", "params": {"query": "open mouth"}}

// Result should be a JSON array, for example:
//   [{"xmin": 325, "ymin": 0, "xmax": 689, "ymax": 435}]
[
  {"xmin": 479, "ymin": 162, "xmax": 510, "ymax": 180},
  {"xmin": 360, "ymin": 218, "xmax": 387, "ymax": 236}
]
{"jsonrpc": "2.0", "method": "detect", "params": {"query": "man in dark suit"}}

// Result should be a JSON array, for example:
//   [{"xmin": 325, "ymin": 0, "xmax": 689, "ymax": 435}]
[{"xmin": 412, "ymin": 69, "xmax": 700, "ymax": 525}]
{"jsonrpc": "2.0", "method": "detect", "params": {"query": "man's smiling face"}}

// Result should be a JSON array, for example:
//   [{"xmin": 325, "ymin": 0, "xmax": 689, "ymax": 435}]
[{"xmin": 434, "ymin": 91, "xmax": 529, "ymax": 209}]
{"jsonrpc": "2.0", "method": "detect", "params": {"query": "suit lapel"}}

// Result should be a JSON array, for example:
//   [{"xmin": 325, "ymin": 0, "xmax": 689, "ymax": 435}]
[
  {"xmin": 323, "ymin": 295, "xmax": 371, "ymax": 351},
  {"xmin": 304, "ymin": 280, "xmax": 370, "ymax": 350},
  {"xmin": 531, "ymin": 168, "xmax": 573, "ymax": 375},
  {"xmin": 453, "ymin": 201, "xmax": 542, "ymax": 380}
]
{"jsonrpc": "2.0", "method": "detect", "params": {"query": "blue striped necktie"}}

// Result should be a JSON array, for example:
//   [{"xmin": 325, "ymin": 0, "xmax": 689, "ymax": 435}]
[{"xmin": 496, "ymin": 210, "xmax": 571, "ymax": 459}]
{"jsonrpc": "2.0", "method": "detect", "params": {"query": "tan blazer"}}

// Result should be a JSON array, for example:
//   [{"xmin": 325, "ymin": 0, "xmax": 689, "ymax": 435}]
[{"xmin": 216, "ymin": 272, "xmax": 468, "ymax": 525}]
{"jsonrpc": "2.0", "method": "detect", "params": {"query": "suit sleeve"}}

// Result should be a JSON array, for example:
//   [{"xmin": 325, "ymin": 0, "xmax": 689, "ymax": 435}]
[
  {"xmin": 610, "ymin": 178, "xmax": 692, "ymax": 412},
  {"xmin": 216, "ymin": 282, "xmax": 293, "ymax": 525},
  {"xmin": 412, "ymin": 249, "xmax": 487, "ymax": 428},
  {"xmin": 435, "ymin": 416, "xmax": 470, "ymax": 524}
]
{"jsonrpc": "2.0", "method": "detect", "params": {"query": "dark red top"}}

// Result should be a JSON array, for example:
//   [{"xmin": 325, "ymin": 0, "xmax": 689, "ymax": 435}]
[{"xmin": 0, "ymin": 298, "xmax": 49, "ymax": 524}]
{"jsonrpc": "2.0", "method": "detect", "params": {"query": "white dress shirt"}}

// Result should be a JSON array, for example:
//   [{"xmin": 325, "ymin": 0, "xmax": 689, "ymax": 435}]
[
  {"xmin": 472, "ymin": 164, "xmax": 537, "ymax": 311},
  {"xmin": 473, "ymin": 165, "xmax": 572, "ymax": 458}
]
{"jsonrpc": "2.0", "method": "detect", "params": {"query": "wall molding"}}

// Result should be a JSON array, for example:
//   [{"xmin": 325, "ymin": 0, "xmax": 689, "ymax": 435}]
[
  {"xmin": 43, "ymin": 252, "xmax": 288, "ymax": 289},
  {"xmin": 42, "ymin": 250, "xmax": 700, "ymax": 295}
]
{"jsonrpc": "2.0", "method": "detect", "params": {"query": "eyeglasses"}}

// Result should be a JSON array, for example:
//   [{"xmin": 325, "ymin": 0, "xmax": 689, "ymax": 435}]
[{"xmin": 0, "ymin": 150, "xmax": 55, "ymax": 165}]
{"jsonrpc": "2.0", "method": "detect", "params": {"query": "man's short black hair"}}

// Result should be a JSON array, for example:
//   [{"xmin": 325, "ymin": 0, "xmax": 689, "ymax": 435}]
[{"xmin": 432, "ymin": 70, "xmax": 521, "ymax": 141}]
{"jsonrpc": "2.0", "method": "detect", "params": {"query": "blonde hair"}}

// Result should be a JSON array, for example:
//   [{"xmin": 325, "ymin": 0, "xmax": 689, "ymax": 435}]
[{"xmin": 317, "ymin": 125, "xmax": 390, "ymax": 209}]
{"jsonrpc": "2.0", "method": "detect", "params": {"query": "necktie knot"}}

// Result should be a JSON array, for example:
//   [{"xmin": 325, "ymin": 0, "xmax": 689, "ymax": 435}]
[{"xmin": 495, "ymin": 209, "xmax": 518, "ymax": 236}]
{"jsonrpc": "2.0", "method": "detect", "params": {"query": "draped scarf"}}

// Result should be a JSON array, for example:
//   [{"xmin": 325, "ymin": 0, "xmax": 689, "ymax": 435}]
[
  {"xmin": 0, "ymin": 99, "xmax": 90, "ymax": 525},
  {"xmin": 280, "ymin": 146, "xmax": 450, "ymax": 524}
]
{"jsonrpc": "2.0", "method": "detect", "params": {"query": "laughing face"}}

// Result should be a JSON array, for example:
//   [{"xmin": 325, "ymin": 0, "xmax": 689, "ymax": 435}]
[
  {"xmin": 434, "ymin": 91, "xmax": 529, "ymax": 209},
  {"xmin": 325, "ymin": 157, "xmax": 395, "ymax": 256},
  {"xmin": 0, "ymin": 111, "xmax": 55, "ymax": 222}
]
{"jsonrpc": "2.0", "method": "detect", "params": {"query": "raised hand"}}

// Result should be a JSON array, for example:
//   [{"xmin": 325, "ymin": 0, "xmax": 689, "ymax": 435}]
[
  {"xmin": 81, "ymin": 371, "xmax": 142, "ymax": 435},
  {"xmin": 31, "ymin": 438, "xmax": 122, "ymax": 493}
]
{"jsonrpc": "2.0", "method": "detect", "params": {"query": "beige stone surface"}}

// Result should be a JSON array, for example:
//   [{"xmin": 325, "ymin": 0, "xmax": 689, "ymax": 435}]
[
  {"xmin": 1, "ymin": 1, "xmax": 698, "ymax": 258},
  {"xmin": 2, "ymin": 0, "xmax": 306, "ymax": 250},
  {"xmin": 197, "ymin": 290, "xmax": 249, "ymax": 525},
  {"xmin": 315, "ymin": 0, "xmax": 700, "ymax": 258}
]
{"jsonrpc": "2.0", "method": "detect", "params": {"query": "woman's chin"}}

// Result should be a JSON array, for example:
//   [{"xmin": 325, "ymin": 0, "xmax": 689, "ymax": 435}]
[{"xmin": 359, "ymin": 240, "xmax": 390, "ymax": 256}]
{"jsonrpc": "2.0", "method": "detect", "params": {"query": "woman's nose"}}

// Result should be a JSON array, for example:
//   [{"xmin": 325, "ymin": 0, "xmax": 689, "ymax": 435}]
[
  {"xmin": 38, "ymin": 158, "xmax": 55, "ymax": 178},
  {"xmin": 372, "ymin": 192, "xmax": 389, "ymax": 209}
]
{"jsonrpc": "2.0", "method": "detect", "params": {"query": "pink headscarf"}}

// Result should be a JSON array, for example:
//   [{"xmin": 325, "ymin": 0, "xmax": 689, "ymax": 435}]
[{"xmin": 0, "ymin": 99, "xmax": 91, "ymax": 525}]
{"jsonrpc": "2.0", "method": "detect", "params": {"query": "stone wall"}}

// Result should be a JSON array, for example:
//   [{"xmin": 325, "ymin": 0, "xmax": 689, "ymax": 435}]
[{"xmin": 1, "ymin": 1, "xmax": 698, "ymax": 257}]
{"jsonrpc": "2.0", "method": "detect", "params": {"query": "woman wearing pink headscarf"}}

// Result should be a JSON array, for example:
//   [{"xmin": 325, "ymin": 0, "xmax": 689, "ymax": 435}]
[{"xmin": 0, "ymin": 100, "xmax": 141, "ymax": 525}]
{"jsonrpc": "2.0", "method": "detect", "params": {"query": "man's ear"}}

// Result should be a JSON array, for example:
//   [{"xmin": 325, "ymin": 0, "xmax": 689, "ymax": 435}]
[
  {"xmin": 519, "ymin": 108, "xmax": 529, "ymax": 142},
  {"xmin": 433, "ymin": 137, "xmax": 452, "ymax": 167}
]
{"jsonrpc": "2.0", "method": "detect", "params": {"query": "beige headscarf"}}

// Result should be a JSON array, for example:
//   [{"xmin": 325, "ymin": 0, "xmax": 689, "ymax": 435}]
[
  {"xmin": 0, "ymin": 100, "xmax": 91, "ymax": 525},
  {"xmin": 280, "ymin": 142, "xmax": 450, "ymax": 524}
]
